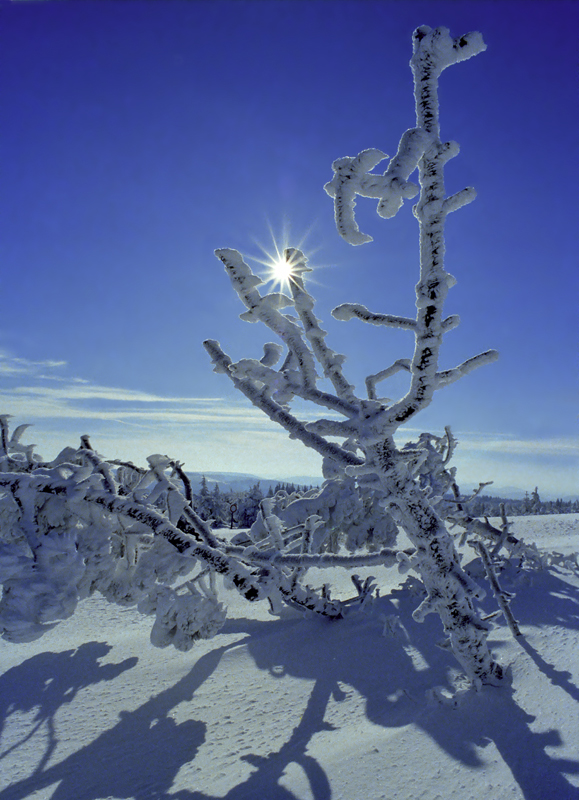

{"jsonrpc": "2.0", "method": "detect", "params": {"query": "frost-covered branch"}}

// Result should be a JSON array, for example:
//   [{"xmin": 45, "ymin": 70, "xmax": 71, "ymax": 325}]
[
  {"xmin": 286, "ymin": 248, "xmax": 356, "ymax": 402},
  {"xmin": 0, "ymin": 421, "xmax": 352, "ymax": 647},
  {"xmin": 435, "ymin": 350, "xmax": 499, "ymax": 388},
  {"xmin": 324, "ymin": 127, "xmax": 431, "ymax": 245},
  {"xmin": 472, "ymin": 539, "xmax": 521, "ymax": 638},
  {"xmin": 207, "ymin": 26, "xmax": 506, "ymax": 684},
  {"xmin": 214, "ymin": 248, "xmax": 318, "ymax": 390},
  {"xmin": 224, "ymin": 546, "xmax": 402, "ymax": 569},
  {"xmin": 332, "ymin": 303, "xmax": 417, "ymax": 331},
  {"xmin": 323, "ymin": 148, "xmax": 388, "ymax": 245},
  {"xmin": 209, "ymin": 250, "xmax": 358, "ymax": 417},
  {"xmin": 203, "ymin": 339, "xmax": 363, "ymax": 470},
  {"xmin": 365, "ymin": 359, "xmax": 411, "ymax": 401}
]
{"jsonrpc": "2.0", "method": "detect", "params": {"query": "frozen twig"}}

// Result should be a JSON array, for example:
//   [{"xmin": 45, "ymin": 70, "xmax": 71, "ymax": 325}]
[{"xmin": 472, "ymin": 539, "xmax": 522, "ymax": 638}]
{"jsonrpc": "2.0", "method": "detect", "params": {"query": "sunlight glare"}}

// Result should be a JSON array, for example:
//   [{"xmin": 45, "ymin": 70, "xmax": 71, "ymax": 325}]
[
  {"xmin": 270, "ymin": 253, "xmax": 296, "ymax": 285},
  {"xmin": 251, "ymin": 221, "xmax": 317, "ymax": 292}
]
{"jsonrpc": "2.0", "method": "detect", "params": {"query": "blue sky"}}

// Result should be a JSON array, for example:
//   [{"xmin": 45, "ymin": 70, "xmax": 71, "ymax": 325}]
[{"xmin": 1, "ymin": 0, "xmax": 577, "ymax": 495}]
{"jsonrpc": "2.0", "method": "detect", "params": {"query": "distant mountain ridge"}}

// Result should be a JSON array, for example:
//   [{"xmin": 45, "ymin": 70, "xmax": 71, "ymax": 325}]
[
  {"xmin": 463, "ymin": 485, "xmax": 578, "ymax": 503},
  {"xmin": 185, "ymin": 472, "xmax": 577, "ymax": 503},
  {"xmin": 185, "ymin": 471, "xmax": 322, "ymax": 494}
]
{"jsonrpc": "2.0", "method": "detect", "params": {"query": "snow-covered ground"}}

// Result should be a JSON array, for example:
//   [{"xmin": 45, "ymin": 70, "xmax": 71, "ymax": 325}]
[{"xmin": 1, "ymin": 514, "xmax": 579, "ymax": 800}]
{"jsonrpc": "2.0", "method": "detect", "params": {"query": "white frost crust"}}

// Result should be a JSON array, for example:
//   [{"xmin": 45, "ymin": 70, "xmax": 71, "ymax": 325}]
[
  {"xmin": 286, "ymin": 249, "xmax": 356, "ymax": 402},
  {"xmin": 435, "ymin": 350, "xmax": 499, "ymax": 388},
  {"xmin": 333, "ymin": 303, "xmax": 417, "ymax": 331},
  {"xmin": 144, "ymin": 579, "xmax": 227, "ymax": 652},
  {"xmin": 411, "ymin": 26, "xmax": 487, "ymax": 77},
  {"xmin": 443, "ymin": 187, "xmax": 477, "ymax": 215},
  {"xmin": 324, "ymin": 148, "xmax": 388, "ymax": 244},
  {"xmin": 260, "ymin": 342, "xmax": 284, "ymax": 367},
  {"xmin": 376, "ymin": 128, "xmax": 432, "ymax": 219},
  {"xmin": 324, "ymin": 129, "xmax": 431, "ymax": 245}
]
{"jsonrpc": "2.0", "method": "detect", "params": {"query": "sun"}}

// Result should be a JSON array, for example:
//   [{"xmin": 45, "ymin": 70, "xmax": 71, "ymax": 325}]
[
  {"xmin": 266, "ymin": 247, "xmax": 309, "ymax": 291},
  {"xmin": 269, "ymin": 252, "xmax": 296, "ymax": 285},
  {"xmin": 250, "ymin": 221, "xmax": 316, "ymax": 292}
]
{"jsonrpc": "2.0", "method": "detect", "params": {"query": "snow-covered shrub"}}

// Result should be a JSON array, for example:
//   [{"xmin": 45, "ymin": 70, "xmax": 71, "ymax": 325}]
[
  {"xmin": 0, "ymin": 426, "xmax": 198, "ymax": 642},
  {"xmin": 139, "ymin": 574, "xmax": 227, "ymax": 652},
  {"xmin": 234, "ymin": 481, "xmax": 264, "ymax": 528},
  {"xmin": 248, "ymin": 476, "xmax": 398, "ymax": 554},
  {"xmin": 0, "ymin": 417, "xmax": 355, "ymax": 646}
]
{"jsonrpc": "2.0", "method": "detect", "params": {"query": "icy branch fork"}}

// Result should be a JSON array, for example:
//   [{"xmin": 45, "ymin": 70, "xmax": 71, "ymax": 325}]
[{"xmin": 205, "ymin": 26, "xmax": 503, "ymax": 684}]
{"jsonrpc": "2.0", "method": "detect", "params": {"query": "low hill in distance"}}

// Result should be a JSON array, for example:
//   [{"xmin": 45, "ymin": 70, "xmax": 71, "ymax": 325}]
[
  {"xmin": 185, "ymin": 471, "xmax": 322, "ymax": 495},
  {"xmin": 185, "ymin": 473, "xmax": 577, "ymax": 503}
]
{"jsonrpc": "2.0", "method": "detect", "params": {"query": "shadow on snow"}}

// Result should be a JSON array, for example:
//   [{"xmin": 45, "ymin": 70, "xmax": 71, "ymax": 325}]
[{"xmin": 1, "ymin": 563, "xmax": 579, "ymax": 800}]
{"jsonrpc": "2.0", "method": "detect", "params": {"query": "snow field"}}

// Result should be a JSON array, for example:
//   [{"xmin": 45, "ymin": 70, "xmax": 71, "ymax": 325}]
[{"xmin": 1, "ymin": 515, "xmax": 579, "ymax": 800}]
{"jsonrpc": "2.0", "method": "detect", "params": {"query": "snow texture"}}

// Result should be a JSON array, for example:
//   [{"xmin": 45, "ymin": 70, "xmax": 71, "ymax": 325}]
[{"xmin": 2, "ymin": 515, "xmax": 579, "ymax": 800}]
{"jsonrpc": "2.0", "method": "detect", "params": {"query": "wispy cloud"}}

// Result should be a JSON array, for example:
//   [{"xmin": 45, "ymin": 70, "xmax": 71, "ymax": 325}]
[
  {"xmin": 1, "ymin": 350, "xmax": 576, "ymax": 492},
  {"xmin": 0, "ymin": 352, "xmax": 67, "ymax": 377},
  {"xmin": 454, "ymin": 433, "xmax": 579, "ymax": 458},
  {"xmin": 11, "ymin": 384, "xmax": 219, "ymax": 404},
  {"xmin": 0, "ymin": 379, "xmax": 270, "ymax": 429},
  {"xmin": 4, "ymin": 376, "xmax": 577, "ymax": 459}
]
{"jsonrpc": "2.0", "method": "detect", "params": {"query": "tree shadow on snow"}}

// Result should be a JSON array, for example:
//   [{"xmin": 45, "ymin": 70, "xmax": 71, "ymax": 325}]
[
  {"xmin": 182, "ymin": 571, "xmax": 579, "ymax": 800},
  {"xmin": 3, "ymin": 565, "xmax": 579, "ymax": 800},
  {"xmin": 173, "ymin": 673, "xmax": 335, "ymax": 800},
  {"xmin": 0, "ymin": 642, "xmax": 225, "ymax": 800},
  {"xmin": 0, "ymin": 642, "xmax": 138, "ymax": 777},
  {"xmin": 0, "ymin": 628, "xmax": 325, "ymax": 800},
  {"xmin": 468, "ymin": 558, "xmax": 579, "ymax": 633},
  {"xmin": 418, "ymin": 679, "xmax": 579, "ymax": 800}
]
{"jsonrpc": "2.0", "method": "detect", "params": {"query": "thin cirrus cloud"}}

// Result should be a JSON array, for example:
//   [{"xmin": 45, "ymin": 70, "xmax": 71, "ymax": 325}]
[
  {"xmin": 0, "ymin": 352, "xmax": 68, "ymax": 376},
  {"xmin": 456, "ymin": 433, "xmax": 579, "ymax": 459},
  {"xmin": 2, "ymin": 384, "xmax": 252, "ymax": 422},
  {"xmin": 0, "ymin": 352, "xmax": 576, "ymax": 491},
  {"xmin": 2, "ymin": 376, "xmax": 576, "ymax": 459},
  {"xmin": 1, "ymin": 383, "xmax": 353, "ymax": 436},
  {"xmin": 0, "ymin": 377, "xmax": 277, "ymax": 432}
]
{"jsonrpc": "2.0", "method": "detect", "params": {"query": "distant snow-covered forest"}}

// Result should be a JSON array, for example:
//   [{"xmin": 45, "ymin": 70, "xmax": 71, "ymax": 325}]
[{"xmin": 189, "ymin": 474, "xmax": 579, "ymax": 530}]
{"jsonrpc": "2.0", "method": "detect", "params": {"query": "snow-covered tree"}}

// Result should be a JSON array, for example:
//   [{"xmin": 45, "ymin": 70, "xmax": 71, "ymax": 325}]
[
  {"xmin": 204, "ymin": 26, "xmax": 504, "ymax": 684},
  {"xmin": 3, "ymin": 27, "xmax": 575, "ymax": 686},
  {"xmin": 0, "ymin": 418, "xmax": 352, "ymax": 647},
  {"xmin": 194, "ymin": 475, "xmax": 213, "ymax": 519},
  {"xmin": 193, "ymin": 477, "xmax": 227, "ymax": 526},
  {"xmin": 531, "ymin": 486, "xmax": 542, "ymax": 514},
  {"xmin": 235, "ymin": 482, "xmax": 263, "ymax": 528}
]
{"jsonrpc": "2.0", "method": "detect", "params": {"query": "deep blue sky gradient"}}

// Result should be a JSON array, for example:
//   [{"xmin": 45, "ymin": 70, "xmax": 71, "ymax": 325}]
[{"xmin": 1, "ymin": 0, "xmax": 577, "ymax": 494}]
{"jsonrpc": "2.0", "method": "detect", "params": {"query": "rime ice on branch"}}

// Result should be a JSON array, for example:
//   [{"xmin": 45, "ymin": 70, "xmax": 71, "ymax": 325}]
[
  {"xmin": 0, "ymin": 418, "xmax": 354, "ymax": 647},
  {"xmin": 205, "ymin": 26, "xmax": 503, "ymax": 684}
]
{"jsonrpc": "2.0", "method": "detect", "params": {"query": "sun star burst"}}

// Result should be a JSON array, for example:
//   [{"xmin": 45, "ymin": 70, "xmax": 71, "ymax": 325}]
[{"xmin": 251, "ymin": 222, "xmax": 317, "ymax": 293}]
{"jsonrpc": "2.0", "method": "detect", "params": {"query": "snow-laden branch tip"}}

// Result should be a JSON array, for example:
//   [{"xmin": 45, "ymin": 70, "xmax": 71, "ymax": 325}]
[
  {"xmin": 443, "ymin": 187, "xmax": 477, "ymax": 215},
  {"xmin": 332, "ymin": 303, "xmax": 417, "ymax": 331},
  {"xmin": 202, "ymin": 338, "xmax": 363, "ymax": 469},
  {"xmin": 323, "ymin": 148, "xmax": 387, "ymax": 245},
  {"xmin": 324, "ymin": 128, "xmax": 431, "ymax": 245},
  {"xmin": 215, "ymin": 248, "xmax": 318, "ymax": 390},
  {"xmin": 285, "ymin": 248, "xmax": 356, "ymax": 403},
  {"xmin": 411, "ymin": 26, "xmax": 487, "ymax": 77},
  {"xmin": 435, "ymin": 350, "xmax": 499, "ymax": 388}
]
